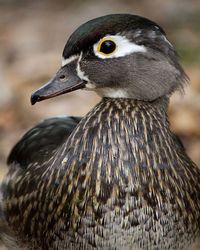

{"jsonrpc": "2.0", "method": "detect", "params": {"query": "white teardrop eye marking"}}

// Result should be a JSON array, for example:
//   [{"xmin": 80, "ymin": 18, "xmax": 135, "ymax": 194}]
[{"xmin": 94, "ymin": 35, "xmax": 146, "ymax": 59}]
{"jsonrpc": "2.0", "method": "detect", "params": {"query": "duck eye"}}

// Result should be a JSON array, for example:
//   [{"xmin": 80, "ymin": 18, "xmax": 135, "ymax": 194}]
[{"xmin": 99, "ymin": 40, "xmax": 116, "ymax": 55}]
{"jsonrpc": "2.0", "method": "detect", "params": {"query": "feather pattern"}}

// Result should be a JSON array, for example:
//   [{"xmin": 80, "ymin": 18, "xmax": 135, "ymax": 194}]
[{"xmin": 2, "ymin": 98, "xmax": 200, "ymax": 250}]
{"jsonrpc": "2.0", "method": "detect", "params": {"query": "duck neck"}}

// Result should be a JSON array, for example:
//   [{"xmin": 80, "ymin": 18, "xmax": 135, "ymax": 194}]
[
  {"xmin": 58, "ymin": 96, "xmax": 182, "ymax": 173},
  {"xmin": 51, "ymin": 97, "xmax": 189, "ymax": 205},
  {"xmin": 66, "ymin": 96, "xmax": 171, "ymax": 150}
]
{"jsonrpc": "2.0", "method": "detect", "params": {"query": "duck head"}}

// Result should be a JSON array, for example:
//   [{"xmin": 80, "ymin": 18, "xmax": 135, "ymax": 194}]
[{"xmin": 31, "ymin": 14, "xmax": 187, "ymax": 105}]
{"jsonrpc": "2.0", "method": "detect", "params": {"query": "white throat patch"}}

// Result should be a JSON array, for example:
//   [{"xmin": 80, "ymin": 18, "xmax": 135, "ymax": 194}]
[
  {"xmin": 96, "ymin": 87, "xmax": 129, "ymax": 98},
  {"xmin": 94, "ymin": 35, "xmax": 146, "ymax": 59}
]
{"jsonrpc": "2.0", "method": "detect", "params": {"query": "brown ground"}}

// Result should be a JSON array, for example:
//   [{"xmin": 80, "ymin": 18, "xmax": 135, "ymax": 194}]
[{"xmin": 0, "ymin": 0, "xmax": 199, "ymax": 249}]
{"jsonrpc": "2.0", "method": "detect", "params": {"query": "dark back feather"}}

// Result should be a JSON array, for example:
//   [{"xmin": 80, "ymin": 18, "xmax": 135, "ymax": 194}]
[{"xmin": 7, "ymin": 116, "xmax": 81, "ymax": 168}]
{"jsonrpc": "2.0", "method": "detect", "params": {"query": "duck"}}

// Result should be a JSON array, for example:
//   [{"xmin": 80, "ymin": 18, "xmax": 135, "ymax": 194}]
[{"xmin": 0, "ymin": 13, "xmax": 200, "ymax": 250}]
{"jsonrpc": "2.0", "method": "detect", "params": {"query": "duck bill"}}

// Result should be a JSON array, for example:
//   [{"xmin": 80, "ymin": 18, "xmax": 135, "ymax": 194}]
[{"xmin": 31, "ymin": 66, "xmax": 86, "ymax": 105}]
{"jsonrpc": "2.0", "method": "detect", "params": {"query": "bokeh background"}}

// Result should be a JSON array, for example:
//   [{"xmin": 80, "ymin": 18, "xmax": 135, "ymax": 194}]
[{"xmin": 0, "ymin": 0, "xmax": 200, "ymax": 248}]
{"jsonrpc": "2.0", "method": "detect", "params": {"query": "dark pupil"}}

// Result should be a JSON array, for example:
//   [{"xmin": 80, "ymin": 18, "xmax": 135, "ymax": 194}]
[{"xmin": 100, "ymin": 40, "xmax": 116, "ymax": 54}]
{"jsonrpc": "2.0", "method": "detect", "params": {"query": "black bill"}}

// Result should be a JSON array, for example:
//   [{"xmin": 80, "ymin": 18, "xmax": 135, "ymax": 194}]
[{"xmin": 31, "ymin": 66, "xmax": 86, "ymax": 105}]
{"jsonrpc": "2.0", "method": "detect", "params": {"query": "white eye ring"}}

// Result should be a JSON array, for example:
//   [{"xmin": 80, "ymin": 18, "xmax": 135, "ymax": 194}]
[{"xmin": 93, "ymin": 35, "xmax": 146, "ymax": 59}]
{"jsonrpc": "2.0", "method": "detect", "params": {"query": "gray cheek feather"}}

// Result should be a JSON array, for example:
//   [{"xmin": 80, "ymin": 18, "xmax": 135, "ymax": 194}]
[
  {"xmin": 129, "ymin": 53, "xmax": 183, "ymax": 100},
  {"xmin": 80, "ymin": 48, "xmax": 186, "ymax": 101}
]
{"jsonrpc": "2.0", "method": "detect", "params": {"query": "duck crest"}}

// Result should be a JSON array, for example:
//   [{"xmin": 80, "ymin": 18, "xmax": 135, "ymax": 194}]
[{"xmin": 4, "ymin": 98, "xmax": 200, "ymax": 249}]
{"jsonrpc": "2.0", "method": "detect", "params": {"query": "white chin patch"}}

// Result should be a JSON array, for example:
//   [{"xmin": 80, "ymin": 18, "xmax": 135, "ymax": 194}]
[
  {"xmin": 85, "ymin": 82, "xmax": 96, "ymax": 90},
  {"xmin": 94, "ymin": 35, "xmax": 146, "ymax": 59},
  {"xmin": 96, "ymin": 87, "xmax": 129, "ymax": 98}
]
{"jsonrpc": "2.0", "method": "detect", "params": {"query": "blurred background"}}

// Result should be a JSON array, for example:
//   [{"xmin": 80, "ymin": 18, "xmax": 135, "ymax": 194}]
[{"xmin": 0, "ymin": 0, "xmax": 200, "ymax": 248}]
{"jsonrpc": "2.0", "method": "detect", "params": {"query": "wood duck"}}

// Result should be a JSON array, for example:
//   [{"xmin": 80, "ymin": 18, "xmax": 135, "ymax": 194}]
[{"xmin": 1, "ymin": 14, "xmax": 200, "ymax": 250}]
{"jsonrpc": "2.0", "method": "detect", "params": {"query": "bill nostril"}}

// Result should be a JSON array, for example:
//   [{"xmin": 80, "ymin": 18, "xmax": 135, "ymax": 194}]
[{"xmin": 59, "ymin": 75, "xmax": 67, "ymax": 81}]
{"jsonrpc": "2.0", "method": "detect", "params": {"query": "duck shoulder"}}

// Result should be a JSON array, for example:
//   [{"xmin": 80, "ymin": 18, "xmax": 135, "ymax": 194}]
[
  {"xmin": 1, "ymin": 117, "xmax": 82, "ymax": 249},
  {"xmin": 7, "ymin": 116, "xmax": 81, "ymax": 169}
]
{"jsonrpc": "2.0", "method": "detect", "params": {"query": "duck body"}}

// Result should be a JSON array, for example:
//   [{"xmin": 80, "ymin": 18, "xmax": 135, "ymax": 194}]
[
  {"xmin": 2, "ymin": 98, "xmax": 200, "ymax": 250},
  {"xmin": 1, "ymin": 14, "xmax": 200, "ymax": 250}
]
